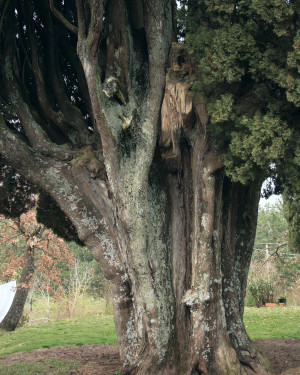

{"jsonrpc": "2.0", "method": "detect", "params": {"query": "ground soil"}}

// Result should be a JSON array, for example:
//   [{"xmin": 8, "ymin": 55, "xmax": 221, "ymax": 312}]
[{"xmin": 0, "ymin": 339, "xmax": 299, "ymax": 374}]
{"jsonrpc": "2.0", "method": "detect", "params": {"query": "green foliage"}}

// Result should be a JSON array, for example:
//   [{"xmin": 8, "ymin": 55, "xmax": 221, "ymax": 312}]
[
  {"xmin": 247, "ymin": 278, "xmax": 276, "ymax": 307},
  {"xmin": 248, "ymin": 203, "xmax": 300, "ymax": 307},
  {"xmin": 207, "ymin": 94, "xmax": 234, "ymax": 123},
  {"xmin": 180, "ymin": 0, "xmax": 300, "ymax": 245},
  {"xmin": 180, "ymin": 0, "xmax": 300, "ymax": 185},
  {"xmin": 226, "ymin": 114, "xmax": 292, "ymax": 183},
  {"xmin": 283, "ymin": 187, "xmax": 300, "ymax": 253},
  {"xmin": 255, "ymin": 200, "xmax": 288, "ymax": 244}
]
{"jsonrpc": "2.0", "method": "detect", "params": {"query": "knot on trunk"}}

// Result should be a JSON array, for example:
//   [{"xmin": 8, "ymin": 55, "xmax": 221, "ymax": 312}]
[
  {"xmin": 182, "ymin": 288, "xmax": 210, "ymax": 309},
  {"xmin": 71, "ymin": 146, "xmax": 104, "ymax": 179}
]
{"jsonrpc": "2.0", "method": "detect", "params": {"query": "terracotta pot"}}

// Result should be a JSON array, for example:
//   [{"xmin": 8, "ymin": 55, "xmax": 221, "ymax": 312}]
[{"xmin": 265, "ymin": 303, "xmax": 277, "ymax": 307}]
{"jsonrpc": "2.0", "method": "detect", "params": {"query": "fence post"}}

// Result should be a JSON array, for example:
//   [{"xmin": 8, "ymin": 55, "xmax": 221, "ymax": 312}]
[{"xmin": 265, "ymin": 244, "xmax": 270, "ymax": 274}]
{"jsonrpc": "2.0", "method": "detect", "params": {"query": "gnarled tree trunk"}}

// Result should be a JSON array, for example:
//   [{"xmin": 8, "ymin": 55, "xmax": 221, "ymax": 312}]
[
  {"xmin": 99, "ymin": 48, "xmax": 269, "ymax": 374},
  {"xmin": 0, "ymin": 1, "xmax": 272, "ymax": 373}
]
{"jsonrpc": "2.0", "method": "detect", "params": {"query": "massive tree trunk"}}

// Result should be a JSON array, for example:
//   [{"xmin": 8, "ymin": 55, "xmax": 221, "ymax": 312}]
[{"xmin": 0, "ymin": 1, "xmax": 272, "ymax": 373}]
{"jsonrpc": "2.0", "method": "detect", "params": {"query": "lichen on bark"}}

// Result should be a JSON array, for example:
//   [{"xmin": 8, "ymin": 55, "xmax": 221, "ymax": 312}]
[{"xmin": 0, "ymin": 1, "xmax": 275, "ymax": 374}]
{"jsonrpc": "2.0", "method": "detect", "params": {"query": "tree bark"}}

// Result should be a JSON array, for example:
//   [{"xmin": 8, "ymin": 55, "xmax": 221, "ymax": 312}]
[{"xmin": 0, "ymin": 1, "xmax": 273, "ymax": 373}]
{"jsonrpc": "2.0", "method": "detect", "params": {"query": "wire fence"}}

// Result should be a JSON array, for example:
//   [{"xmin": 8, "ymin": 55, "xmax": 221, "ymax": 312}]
[{"xmin": 253, "ymin": 243, "xmax": 300, "ymax": 259}]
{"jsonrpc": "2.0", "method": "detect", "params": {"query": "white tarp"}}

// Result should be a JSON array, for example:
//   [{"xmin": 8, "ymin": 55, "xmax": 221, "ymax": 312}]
[{"xmin": 0, "ymin": 280, "xmax": 16, "ymax": 323}]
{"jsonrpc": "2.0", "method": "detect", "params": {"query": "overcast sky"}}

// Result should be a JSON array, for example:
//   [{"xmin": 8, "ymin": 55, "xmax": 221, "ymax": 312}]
[{"xmin": 259, "ymin": 194, "xmax": 282, "ymax": 208}]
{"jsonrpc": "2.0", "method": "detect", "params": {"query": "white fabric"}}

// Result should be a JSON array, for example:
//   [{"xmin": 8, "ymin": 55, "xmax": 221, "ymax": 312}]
[{"xmin": 0, "ymin": 280, "xmax": 16, "ymax": 323}]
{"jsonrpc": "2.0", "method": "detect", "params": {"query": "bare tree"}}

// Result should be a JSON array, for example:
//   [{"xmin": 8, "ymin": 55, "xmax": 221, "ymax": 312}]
[{"xmin": 66, "ymin": 257, "xmax": 95, "ymax": 317}]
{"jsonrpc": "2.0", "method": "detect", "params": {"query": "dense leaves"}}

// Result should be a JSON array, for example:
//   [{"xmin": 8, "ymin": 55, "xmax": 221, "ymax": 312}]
[
  {"xmin": 179, "ymin": 0, "xmax": 299, "ymax": 186},
  {"xmin": 283, "ymin": 189, "xmax": 300, "ymax": 253},
  {"xmin": 255, "ymin": 200, "xmax": 288, "ymax": 244},
  {"xmin": 178, "ymin": 0, "xmax": 300, "ymax": 252},
  {"xmin": 0, "ymin": 208, "xmax": 73, "ymax": 295}
]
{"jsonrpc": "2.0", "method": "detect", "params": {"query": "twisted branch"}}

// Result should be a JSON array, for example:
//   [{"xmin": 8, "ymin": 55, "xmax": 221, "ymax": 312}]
[{"xmin": 49, "ymin": 0, "xmax": 78, "ymax": 35}]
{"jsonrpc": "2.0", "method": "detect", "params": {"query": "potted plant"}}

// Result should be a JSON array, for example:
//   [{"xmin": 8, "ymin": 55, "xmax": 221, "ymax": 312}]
[{"xmin": 278, "ymin": 295, "xmax": 287, "ymax": 306}]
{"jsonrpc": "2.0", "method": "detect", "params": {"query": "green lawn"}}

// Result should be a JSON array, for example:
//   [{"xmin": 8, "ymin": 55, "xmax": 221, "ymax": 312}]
[
  {"xmin": 243, "ymin": 306, "xmax": 300, "ymax": 339},
  {"xmin": 0, "ymin": 314, "xmax": 117, "ymax": 357},
  {"xmin": 0, "ymin": 306, "xmax": 299, "ymax": 359},
  {"xmin": 0, "ymin": 360, "xmax": 79, "ymax": 375}
]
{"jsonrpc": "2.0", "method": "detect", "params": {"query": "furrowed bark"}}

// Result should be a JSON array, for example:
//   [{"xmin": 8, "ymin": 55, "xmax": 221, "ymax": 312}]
[
  {"xmin": 154, "ymin": 45, "xmax": 271, "ymax": 375},
  {"xmin": 0, "ymin": 2, "xmax": 273, "ymax": 374}
]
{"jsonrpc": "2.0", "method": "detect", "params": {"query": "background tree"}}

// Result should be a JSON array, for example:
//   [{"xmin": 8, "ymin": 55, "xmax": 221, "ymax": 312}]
[
  {"xmin": 255, "ymin": 200, "xmax": 288, "ymax": 244},
  {"xmin": 247, "ymin": 201, "xmax": 300, "ymax": 307},
  {"xmin": 0, "ymin": 157, "xmax": 77, "ymax": 330},
  {"xmin": 283, "ymin": 186, "xmax": 300, "ymax": 253},
  {"xmin": 0, "ymin": 207, "xmax": 74, "ymax": 331},
  {"xmin": 0, "ymin": 1, "xmax": 298, "ymax": 374},
  {"xmin": 180, "ymin": 0, "xmax": 300, "ymax": 254},
  {"xmin": 0, "ymin": 158, "xmax": 38, "ymax": 331}
]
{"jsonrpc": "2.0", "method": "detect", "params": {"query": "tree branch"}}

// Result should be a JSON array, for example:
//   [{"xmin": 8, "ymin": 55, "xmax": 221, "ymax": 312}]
[
  {"xmin": 86, "ymin": 1, "xmax": 105, "ymax": 57},
  {"xmin": 0, "ymin": 113, "xmax": 41, "ymax": 181},
  {"xmin": 3, "ymin": 54, "xmax": 74, "ymax": 160},
  {"xmin": 28, "ymin": 34, "xmax": 70, "ymax": 138},
  {"xmin": 49, "ymin": 0, "xmax": 78, "ymax": 35},
  {"xmin": 130, "ymin": 0, "xmax": 172, "ymax": 178},
  {"xmin": 75, "ymin": 0, "xmax": 87, "ymax": 40},
  {"xmin": 262, "ymin": 243, "xmax": 288, "ymax": 265},
  {"xmin": 0, "ymin": 0, "xmax": 11, "ymax": 34},
  {"xmin": 76, "ymin": 1, "xmax": 123, "ymax": 195},
  {"xmin": 38, "ymin": 3, "xmax": 92, "ymax": 145}
]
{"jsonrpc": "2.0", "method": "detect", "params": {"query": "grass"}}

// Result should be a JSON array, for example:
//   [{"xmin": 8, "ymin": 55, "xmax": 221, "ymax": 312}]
[
  {"xmin": 0, "ymin": 300, "xmax": 299, "ymax": 360},
  {"xmin": 0, "ymin": 359, "xmax": 78, "ymax": 375},
  {"xmin": 244, "ymin": 306, "xmax": 300, "ymax": 339},
  {"xmin": 0, "ymin": 313, "xmax": 117, "ymax": 357}
]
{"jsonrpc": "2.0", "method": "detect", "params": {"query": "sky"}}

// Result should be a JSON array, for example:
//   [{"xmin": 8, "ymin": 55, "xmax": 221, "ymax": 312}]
[
  {"xmin": 259, "ymin": 177, "xmax": 282, "ymax": 208},
  {"xmin": 259, "ymin": 194, "xmax": 282, "ymax": 208}
]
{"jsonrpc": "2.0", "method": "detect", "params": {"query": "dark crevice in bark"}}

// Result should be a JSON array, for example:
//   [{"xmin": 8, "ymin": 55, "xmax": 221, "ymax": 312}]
[{"xmin": 0, "ymin": 3, "xmax": 273, "ymax": 373}]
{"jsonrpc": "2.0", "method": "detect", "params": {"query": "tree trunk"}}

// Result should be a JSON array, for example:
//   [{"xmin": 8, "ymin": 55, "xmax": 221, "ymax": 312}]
[
  {"xmin": 0, "ymin": 245, "xmax": 34, "ymax": 331},
  {"xmin": 0, "ymin": 2, "xmax": 273, "ymax": 373},
  {"xmin": 28, "ymin": 284, "xmax": 35, "ymax": 312},
  {"xmin": 96, "ymin": 59, "xmax": 270, "ymax": 374}
]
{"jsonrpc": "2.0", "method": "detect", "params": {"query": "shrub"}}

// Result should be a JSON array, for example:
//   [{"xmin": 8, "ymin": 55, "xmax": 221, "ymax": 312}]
[
  {"xmin": 246, "ymin": 253, "xmax": 283, "ymax": 307},
  {"xmin": 247, "ymin": 278, "xmax": 276, "ymax": 307}
]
